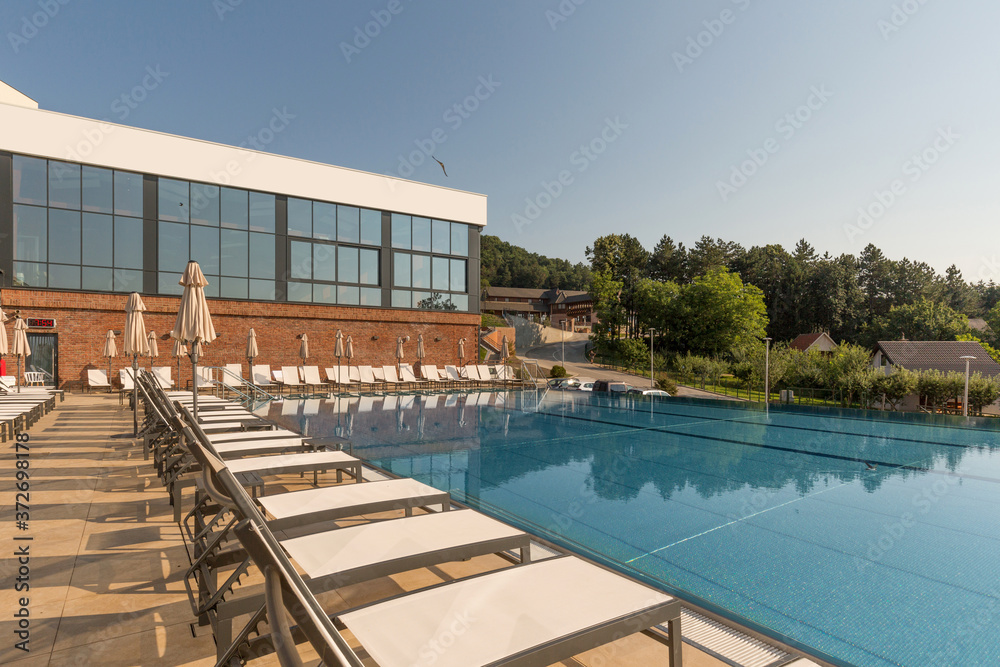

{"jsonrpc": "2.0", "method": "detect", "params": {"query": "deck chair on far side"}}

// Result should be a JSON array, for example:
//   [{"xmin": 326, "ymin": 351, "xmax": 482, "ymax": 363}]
[
  {"xmin": 280, "ymin": 367, "xmax": 305, "ymax": 394},
  {"xmin": 302, "ymin": 366, "xmax": 329, "ymax": 393},
  {"xmin": 87, "ymin": 369, "xmax": 112, "ymax": 392}
]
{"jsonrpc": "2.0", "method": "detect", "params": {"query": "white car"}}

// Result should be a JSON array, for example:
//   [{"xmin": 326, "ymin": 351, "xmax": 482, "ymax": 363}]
[{"xmin": 628, "ymin": 388, "xmax": 671, "ymax": 397}]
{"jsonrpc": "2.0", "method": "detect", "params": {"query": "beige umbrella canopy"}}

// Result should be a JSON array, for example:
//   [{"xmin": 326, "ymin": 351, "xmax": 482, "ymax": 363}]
[
  {"xmin": 171, "ymin": 261, "xmax": 217, "ymax": 418},
  {"xmin": 458, "ymin": 337, "xmax": 466, "ymax": 364},
  {"xmin": 299, "ymin": 334, "xmax": 309, "ymax": 362},
  {"xmin": 12, "ymin": 316, "xmax": 30, "ymax": 393},
  {"xmin": 0, "ymin": 307, "xmax": 8, "ymax": 356},
  {"xmin": 396, "ymin": 336, "xmax": 409, "ymax": 363},
  {"xmin": 345, "ymin": 335, "xmax": 354, "ymax": 366},
  {"xmin": 334, "ymin": 330, "xmax": 344, "ymax": 359},
  {"xmin": 147, "ymin": 331, "xmax": 159, "ymax": 361},
  {"xmin": 416, "ymin": 334, "xmax": 425, "ymax": 361},
  {"xmin": 123, "ymin": 293, "xmax": 148, "ymax": 357},
  {"xmin": 102, "ymin": 330, "xmax": 118, "ymax": 359},
  {"xmin": 246, "ymin": 328, "xmax": 259, "ymax": 363},
  {"xmin": 501, "ymin": 334, "xmax": 510, "ymax": 362}
]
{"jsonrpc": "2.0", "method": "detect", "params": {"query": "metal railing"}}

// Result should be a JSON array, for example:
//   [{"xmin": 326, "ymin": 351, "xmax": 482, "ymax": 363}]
[{"xmin": 206, "ymin": 366, "xmax": 278, "ymax": 408}]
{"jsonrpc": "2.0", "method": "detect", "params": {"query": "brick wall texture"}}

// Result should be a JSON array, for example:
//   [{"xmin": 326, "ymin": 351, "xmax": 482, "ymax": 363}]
[{"xmin": 0, "ymin": 289, "xmax": 480, "ymax": 390}]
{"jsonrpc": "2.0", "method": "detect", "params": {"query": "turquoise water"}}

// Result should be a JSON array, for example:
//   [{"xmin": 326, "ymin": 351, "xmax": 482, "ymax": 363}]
[{"xmin": 268, "ymin": 391, "xmax": 1000, "ymax": 667}]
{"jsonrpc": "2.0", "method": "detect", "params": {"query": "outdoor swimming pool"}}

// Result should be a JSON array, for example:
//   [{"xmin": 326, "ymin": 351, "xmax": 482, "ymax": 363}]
[{"xmin": 267, "ymin": 390, "xmax": 1000, "ymax": 667}]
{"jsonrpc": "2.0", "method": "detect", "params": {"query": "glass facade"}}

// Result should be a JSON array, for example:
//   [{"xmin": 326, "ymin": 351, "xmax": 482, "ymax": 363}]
[{"xmin": 5, "ymin": 152, "xmax": 476, "ymax": 311}]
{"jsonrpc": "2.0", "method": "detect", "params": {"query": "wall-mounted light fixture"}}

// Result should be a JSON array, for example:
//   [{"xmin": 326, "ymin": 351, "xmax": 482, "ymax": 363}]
[
  {"xmin": 434, "ymin": 337, "xmax": 442, "ymax": 342},
  {"xmin": 371, "ymin": 335, "xmax": 379, "ymax": 341}
]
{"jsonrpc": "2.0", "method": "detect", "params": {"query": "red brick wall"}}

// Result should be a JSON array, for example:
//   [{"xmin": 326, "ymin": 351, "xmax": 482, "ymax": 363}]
[{"xmin": 0, "ymin": 289, "xmax": 480, "ymax": 390}]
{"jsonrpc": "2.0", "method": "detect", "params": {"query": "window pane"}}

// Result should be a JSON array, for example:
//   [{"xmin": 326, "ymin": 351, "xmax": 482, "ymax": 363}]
[
  {"xmin": 337, "ymin": 206, "xmax": 360, "ymax": 243},
  {"xmin": 49, "ymin": 161, "xmax": 80, "ymax": 209},
  {"xmin": 250, "ymin": 279, "xmax": 275, "ymax": 301},
  {"xmin": 289, "ymin": 241, "xmax": 312, "ymax": 280},
  {"xmin": 432, "ymin": 256, "xmax": 449, "ymax": 291},
  {"xmin": 158, "ymin": 178, "xmax": 189, "ymax": 222},
  {"xmin": 338, "ymin": 285, "xmax": 360, "ymax": 305},
  {"xmin": 338, "ymin": 246, "xmax": 359, "ymax": 284},
  {"xmin": 13, "ymin": 262, "xmax": 46, "ymax": 287},
  {"xmin": 14, "ymin": 205, "xmax": 47, "ymax": 262},
  {"xmin": 412, "ymin": 291, "xmax": 431, "ymax": 308},
  {"xmin": 190, "ymin": 183, "xmax": 220, "ymax": 226},
  {"xmin": 360, "ymin": 209, "xmax": 381, "ymax": 245},
  {"xmin": 314, "ymin": 284, "xmax": 337, "ymax": 304},
  {"xmin": 450, "ymin": 294, "xmax": 469, "ymax": 311},
  {"xmin": 49, "ymin": 209, "xmax": 81, "ymax": 265},
  {"xmin": 360, "ymin": 287, "xmax": 381, "ymax": 306},
  {"xmin": 115, "ymin": 269, "xmax": 143, "ymax": 292},
  {"xmin": 221, "ymin": 230, "xmax": 249, "ymax": 277},
  {"xmin": 203, "ymin": 278, "xmax": 219, "ymax": 298},
  {"xmin": 287, "ymin": 197, "xmax": 312, "ymax": 237},
  {"xmin": 432, "ymin": 220, "xmax": 450, "ymax": 254},
  {"xmin": 249, "ymin": 233, "xmax": 275, "ymax": 279},
  {"xmin": 392, "ymin": 290, "xmax": 411, "ymax": 308},
  {"xmin": 411, "ymin": 217, "xmax": 431, "ymax": 252},
  {"xmin": 82, "ymin": 166, "xmax": 114, "ymax": 213},
  {"xmin": 82, "ymin": 213, "xmax": 113, "ymax": 267},
  {"xmin": 391, "ymin": 214, "xmax": 410, "ymax": 249},
  {"xmin": 314, "ymin": 202, "xmax": 336, "ymax": 240},
  {"xmin": 359, "ymin": 249, "xmax": 379, "ymax": 285},
  {"xmin": 158, "ymin": 272, "xmax": 183, "ymax": 295},
  {"xmin": 220, "ymin": 187, "xmax": 249, "ymax": 229},
  {"xmin": 12, "ymin": 155, "xmax": 47, "ymax": 205},
  {"xmin": 412, "ymin": 254, "xmax": 430, "ymax": 288},
  {"xmin": 288, "ymin": 282, "xmax": 312, "ymax": 302},
  {"xmin": 48, "ymin": 264, "xmax": 80, "ymax": 289},
  {"xmin": 114, "ymin": 217, "xmax": 143, "ymax": 269},
  {"xmin": 114, "ymin": 171, "xmax": 144, "ymax": 217},
  {"xmin": 249, "ymin": 192, "xmax": 275, "ymax": 232},
  {"xmin": 220, "ymin": 277, "xmax": 249, "ymax": 299},
  {"xmin": 450, "ymin": 259, "xmax": 466, "ymax": 292},
  {"xmin": 158, "ymin": 221, "xmax": 189, "ymax": 273},
  {"xmin": 190, "ymin": 226, "xmax": 219, "ymax": 275},
  {"xmin": 83, "ymin": 267, "xmax": 114, "ymax": 291},
  {"xmin": 451, "ymin": 223, "xmax": 468, "ymax": 257},
  {"xmin": 393, "ymin": 252, "xmax": 410, "ymax": 288},
  {"xmin": 314, "ymin": 243, "xmax": 336, "ymax": 282}
]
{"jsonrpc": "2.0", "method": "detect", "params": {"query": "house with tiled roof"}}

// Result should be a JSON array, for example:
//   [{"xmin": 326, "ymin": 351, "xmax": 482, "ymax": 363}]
[
  {"xmin": 481, "ymin": 286, "xmax": 595, "ymax": 330},
  {"xmin": 789, "ymin": 332, "xmax": 838, "ymax": 354}
]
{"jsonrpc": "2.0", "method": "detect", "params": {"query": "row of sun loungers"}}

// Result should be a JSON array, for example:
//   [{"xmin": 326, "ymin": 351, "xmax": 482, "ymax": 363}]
[
  {"xmin": 133, "ymin": 371, "xmax": 683, "ymax": 666},
  {"xmin": 0, "ymin": 379, "xmax": 60, "ymax": 441}
]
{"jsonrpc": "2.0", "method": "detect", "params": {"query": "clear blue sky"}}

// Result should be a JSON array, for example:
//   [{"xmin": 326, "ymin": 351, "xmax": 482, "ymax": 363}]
[{"xmin": 3, "ymin": 0, "xmax": 998, "ymax": 280}]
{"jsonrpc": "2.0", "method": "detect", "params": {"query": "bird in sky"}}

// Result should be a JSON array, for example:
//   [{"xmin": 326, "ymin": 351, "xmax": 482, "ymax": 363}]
[
  {"xmin": 863, "ymin": 461, "xmax": 877, "ymax": 471},
  {"xmin": 432, "ymin": 156, "xmax": 448, "ymax": 177}
]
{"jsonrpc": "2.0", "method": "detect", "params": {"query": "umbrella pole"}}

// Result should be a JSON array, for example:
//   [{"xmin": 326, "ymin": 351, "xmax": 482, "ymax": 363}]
[
  {"xmin": 17, "ymin": 357, "xmax": 21, "ymax": 393},
  {"xmin": 191, "ymin": 352, "xmax": 199, "ymax": 420},
  {"xmin": 132, "ymin": 354, "xmax": 139, "ymax": 437},
  {"xmin": 108, "ymin": 358, "xmax": 112, "ymax": 394}
]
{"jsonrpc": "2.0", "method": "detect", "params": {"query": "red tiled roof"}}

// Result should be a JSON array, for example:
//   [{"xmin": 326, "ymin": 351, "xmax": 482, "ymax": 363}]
[{"xmin": 790, "ymin": 333, "xmax": 825, "ymax": 351}]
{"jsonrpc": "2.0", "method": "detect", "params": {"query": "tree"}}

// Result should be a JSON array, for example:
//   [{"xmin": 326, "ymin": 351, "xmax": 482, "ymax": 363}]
[
  {"xmin": 586, "ymin": 234, "xmax": 649, "ymax": 339},
  {"xmin": 417, "ymin": 293, "xmax": 458, "ymax": 310},
  {"xmin": 873, "ymin": 368, "xmax": 917, "ymax": 410},
  {"xmin": 674, "ymin": 267, "xmax": 768, "ymax": 356},
  {"xmin": 858, "ymin": 244, "xmax": 891, "ymax": 324},
  {"xmin": 480, "ymin": 235, "xmax": 591, "ymax": 291},
  {"xmin": 967, "ymin": 373, "xmax": 1000, "ymax": 414},
  {"xmin": 938, "ymin": 265, "xmax": 979, "ymax": 315},
  {"xmin": 687, "ymin": 236, "xmax": 744, "ymax": 277},
  {"xmin": 589, "ymin": 270, "xmax": 625, "ymax": 340},
  {"xmin": 648, "ymin": 235, "xmax": 688, "ymax": 283},
  {"xmin": 634, "ymin": 278, "xmax": 681, "ymax": 340},
  {"xmin": 734, "ymin": 244, "xmax": 800, "ymax": 341},
  {"xmin": 862, "ymin": 298, "xmax": 970, "ymax": 347},
  {"xmin": 824, "ymin": 343, "xmax": 879, "ymax": 405}
]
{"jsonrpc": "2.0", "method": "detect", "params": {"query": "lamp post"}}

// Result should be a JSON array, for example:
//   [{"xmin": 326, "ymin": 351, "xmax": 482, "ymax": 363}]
[
  {"xmin": 649, "ymin": 328, "xmax": 656, "ymax": 389},
  {"xmin": 961, "ymin": 355, "xmax": 976, "ymax": 417},
  {"xmin": 560, "ymin": 319, "xmax": 566, "ymax": 368},
  {"xmin": 764, "ymin": 337, "xmax": 772, "ymax": 415}
]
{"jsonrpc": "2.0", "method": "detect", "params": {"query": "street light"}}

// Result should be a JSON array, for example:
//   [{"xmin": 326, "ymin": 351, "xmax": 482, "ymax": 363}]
[
  {"xmin": 560, "ymin": 319, "xmax": 566, "ymax": 368},
  {"xmin": 649, "ymin": 328, "xmax": 656, "ymax": 388},
  {"xmin": 763, "ymin": 337, "xmax": 772, "ymax": 415},
  {"xmin": 961, "ymin": 355, "xmax": 976, "ymax": 417}
]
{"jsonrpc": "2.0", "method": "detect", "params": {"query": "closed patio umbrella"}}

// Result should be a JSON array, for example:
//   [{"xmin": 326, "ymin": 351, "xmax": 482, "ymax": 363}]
[
  {"xmin": 458, "ymin": 337, "xmax": 466, "ymax": 366},
  {"xmin": 416, "ymin": 333, "xmax": 426, "ymax": 366},
  {"xmin": 299, "ymin": 333, "xmax": 309, "ymax": 364},
  {"xmin": 0, "ymin": 307, "xmax": 9, "ymax": 358},
  {"xmin": 172, "ymin": 338, "xmax": 187, "ymax": 388},
  {"xmin": 12, "ymin": 316, "xmax": 30, "ymax": 393},
  {"xmin": 334, "ymin": 329, "xmax": 344, "ymax": 388},
  {"xmin": 147, "ymin": 331, "xmax": 159, "ymax": 368},
  {"xmin": 171, "ymin": 261, "xmax": 217, "ymax": 419},
  {"xmin": 102, "ymin": 330, "xmax": 117, "ymax": 390},
  {"xmin": 345, "ymin": 335, "xmax": 354, "ymax": 381},
  {"xmin": 124, "ymin": 292, "xmax": 148, "ymax": 436},
  {"xmin": 246, "ymin": 328, "xmax": 259, "ymax": 367},
  {"xmin": 396, "ymin": 335, "xmax": 409, "ymax": 369},
  {"xmin": 501, "ymin": 334, "xmax": 510, "ymax": 362}
]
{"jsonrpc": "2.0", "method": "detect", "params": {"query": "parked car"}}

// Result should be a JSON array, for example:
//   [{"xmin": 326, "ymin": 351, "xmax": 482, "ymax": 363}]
[
  {"xmin": 577, "ymin": 382, "xmax": 595, "ymax": 392},
  {"xmin": 593, "ymin": 380, "xmax": 630, "ymax": 393},
  {"xmin": 628, "ymin": 388, "xmax": 671, "ymax": 397}
]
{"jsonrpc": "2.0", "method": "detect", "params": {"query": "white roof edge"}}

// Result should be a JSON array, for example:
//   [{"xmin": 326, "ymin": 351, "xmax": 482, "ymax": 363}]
[
  {"xmin": 0, "ymin": 103, "xmax": 487, "ymax": 226},
  {"xmin": 0, "ymin": 80, "xmax": 38, "ymax": 109}
]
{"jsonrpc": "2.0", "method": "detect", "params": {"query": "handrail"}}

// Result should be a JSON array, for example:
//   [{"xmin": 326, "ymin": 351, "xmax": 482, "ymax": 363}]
[{"xmin": 207, "ymin": 366, "xmax": 278, "ymax": 407}]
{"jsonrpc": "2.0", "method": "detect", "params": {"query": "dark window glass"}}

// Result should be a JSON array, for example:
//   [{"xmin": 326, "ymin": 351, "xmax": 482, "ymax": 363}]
[
  {"xmin": 450, "ymin": 259, "xmax": 467, "ymax": 292},
  {"xmin": 451, "ymin": 294, "xmax": 469, "ymax": 311},
  {"xmin": 411, "ymin": 217, "xmax": 431, "ymax": 252},
  {"xmin": 391, "ymin": 214, "xmax": 410, "ymax": 248},
  {"xmin": 359, "ymin": 249, "xmax": 379, "ymax": 285},
  {"xmin": 249, "ymin": 233, "xmax": 275, "ymax": 279},
  {"xmin": 220, "ymin": 187, "xmax": 249, "ymax": 229},
  {"xmin": 48, "ymin": 264, "xmax": 80, "ymax": 290},
  {"xmin": 432, "ymin": 220, "xmax": 450, "ymax": 254},
  {"xmin": 14, "ymin": 205, "xmax": 47, "ymax": 262},
  {"xmin": 159, "ymin": 221, "xmax": 189, "ymax": 274},
  {"xmin": 49, "ymin": 209, "xmax": 81, "ymax": 265},
  {"xmin": 12, "ymin": 155, "xmax": 47, "ymax": 205},
  {"xmin": 360, "ymin": 287, "xmax": 381, "ymax": 306},
  {"xmin": 314, "ymin": 284, "xmax": 337, "ymax": 304},
  {"xmin": 314, "ymin": 243, "xmax": 336, "ymax": 282},
  {"xmin": 82, "ymin": 166, "xmax": 114, "ymax": 213},
  {"xmin": 114, "ymin": 216, "xmax": 143, "ymax": 269},
  {"xmin": 158, "ymin": 179, "xmax": 189, "ymax": 222},
  {"xmin": 313, "ymin": 202, "xmax": 336, "ymax": 240},
  {"xmin": 287, "ymin": 282, "xmax": 312, "ymax": 302},
  {"xmin": 83, "ymin": 267, "xmax": 114, "ymax": 291},
  {"xmin": 287, "ymin": 197, "xmax": 312, "ymax": 237},
  {"xmin": 360, "ymin": 208, "xmax": 381, "ymax": 245},
  {"xmin": 82, "ymin": 213, "xmax": 113, "ymax": 267},
  {"xmin": 337, "ymin": 205, "xmax": 360, "ymax": 244},
  {"xmin": 393, "ymin": 252, "xmax": 410, "ymax": 288},
  {"xmin": 221, "ymin": 230, "xmax": 249, "ymax": 277},
  {"xmin": 432, "ymin": 256, "xmax": 449, "ymax": 291},
  {"xmin": 289, "ymin": 241, "xmax": 311, "ymax": 279},
  {"xmin": 249, "ymin": 192, "xmax": 275, "ymax": 232},
  {"xmin": 338, "ymin": 285, "xmax": 360, "ymax": 305},
  {"xmin": 249, "ymin": 279, "xmax": 275, "ymax": 300},
  {"xmin": 115, "ymin": 269, "xmax": 143, "ymax": 292},
  {"xmin": 190, "ymin": 183, "xmax": 220, "ymax": 226},
  {"xmin": 13, "ymin": 262, "xmax": 46, "ymax": 287},
  {"xmin": 451, "ymin": 223, "xmax": 469, "ymax": 257},
  {"xmin": 392, "ymin": 290, "xmax": 411, "ymax": 308},
  {"xmin": 48, "ymin": 161, "xmax": 80, "ymax": 209},
  {"xmin": 158, "ymin": 272, "xmax": 183, "ymax": 295},
  {"xmin": 338, "ymin": 246, "xmax": 359, "ymax": 284},
  {"xmin": 190, "ymin": 226, "xmax": 220, "ymax": 275},
  {"xmin": 412, "ymin": 254, "xmax": 430, "ymax": 289},
  {"xmin": 221, "ymin": 277, "xmax": 249, "ymax": 299},
  {"xmin": 114, "ymin": 171, "xmax": 144, "ymax": 217}
]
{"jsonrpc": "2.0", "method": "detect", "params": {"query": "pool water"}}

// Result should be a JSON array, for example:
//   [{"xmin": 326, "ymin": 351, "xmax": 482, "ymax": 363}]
[{"xmin": 268, "ymin": 390, "xmax": 1000, "ymax": 667}]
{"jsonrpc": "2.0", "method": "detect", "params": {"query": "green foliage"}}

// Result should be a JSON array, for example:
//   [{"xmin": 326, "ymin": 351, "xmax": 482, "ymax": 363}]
[
  {"xmin": 967, "ymin": 373, "xmax": 1000, "ymax": 413},
  {"xmin": 861, "ymin": 298, "xmax": 970, "ymax": 347},
  {"xmin": 872, "ymin": 368, "xmax": 918, "ymax": 410},
  {"xmin": 657, "ymin": 377, "xmax": 678, "ymax": 394},
  {"xmin": 824, "ymin": 343, "xmax": 880, "ymax": 405},
  {"xmin": 480, "ymin": 235, "xmax": 591, "ymax": 291},
  {"xmin": 674, "ymin": 268, "xmax": 768, "ymax": 356},
  {"xmin": 481, "ymin": 313, "xmax": 507, "ymax": 328},
  {"xmin": 589, "ymin": 270, "xmax": 626, "ymax": 340},
  {"xmin": 916, "ymin": 370, "xmax": 962, "ymax": 411},
  {"xmin": 550, "ymin": 365, "xmax": 568, "ymax": 378},
  {"xmin": 957, "ymin": 333, "xmax": 1000, "ymax": 364}
]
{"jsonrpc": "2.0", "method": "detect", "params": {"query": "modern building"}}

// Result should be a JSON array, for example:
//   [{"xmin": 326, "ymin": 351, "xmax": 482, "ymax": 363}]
[
  {"xmin": 480, "ymin": 286, "xmax": 594, "ymax": 330},
  {"xmin": 0, "ymin": 81, "xmax": 485, "ymax": 389}
]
